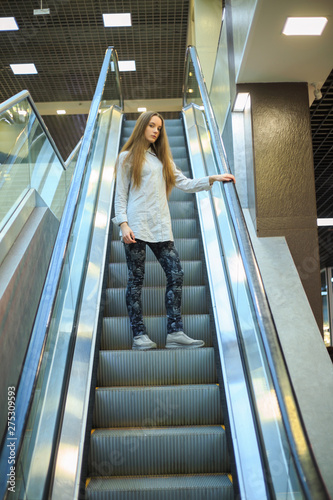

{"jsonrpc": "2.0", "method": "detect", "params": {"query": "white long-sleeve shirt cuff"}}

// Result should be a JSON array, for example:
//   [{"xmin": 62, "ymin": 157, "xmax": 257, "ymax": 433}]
[{"xmin": 112, "ymin": 213, "xmax": 127, "ymax": 226}]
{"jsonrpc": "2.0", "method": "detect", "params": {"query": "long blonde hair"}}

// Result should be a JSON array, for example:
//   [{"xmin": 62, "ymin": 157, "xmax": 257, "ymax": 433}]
[{"xmin": 116, "ymin": 111, "xmax": 176, "ymax": 197}]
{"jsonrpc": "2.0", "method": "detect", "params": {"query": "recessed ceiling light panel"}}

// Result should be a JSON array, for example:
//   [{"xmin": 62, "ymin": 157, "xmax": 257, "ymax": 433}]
[
  {"xmin": 317, "ymin": 219, "xmax": 333, "ymax": 226},
  {"xmin": 10, "ymin": 63, "xmax": 38, "ymax": 75},
  {"xmin": 118, "ymin": 60, "xmax": 136, "ymax": 71},
  {"xmin": 0, "ymin": 17, "xmax": 19, "ymax": 31},
  {"xmin": 103, "ymin": 13, "xmax": 132, "ymax": 27},
  {"xmin": 283, "ymin": 17, "xmax": 328, "ymax": 36}
]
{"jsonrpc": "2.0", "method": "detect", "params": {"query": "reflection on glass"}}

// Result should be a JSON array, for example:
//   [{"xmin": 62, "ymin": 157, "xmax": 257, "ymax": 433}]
[
  {"xmin": 0, "ymin": 100, "xmax": 31, "ymax": 227},
  {"xmin": 321, "ymin": 269, "xmax": 331, "ymax": 346},
  {"xmin": 184, "ymin": 57, "xmax": 203, "ymax": 107},
  {"xmin": 0, "ymin": 50, "xmax": 122, "ymax": 236},
  {"xmin": 0, "ymin": 96, "xmax": 68, "ymax": 231}
]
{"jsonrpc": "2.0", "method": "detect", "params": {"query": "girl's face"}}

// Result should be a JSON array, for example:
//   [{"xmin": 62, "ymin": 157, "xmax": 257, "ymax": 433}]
[{"xmin": 144, "ymin": 115, "xmax": 163, "ymax": 145}]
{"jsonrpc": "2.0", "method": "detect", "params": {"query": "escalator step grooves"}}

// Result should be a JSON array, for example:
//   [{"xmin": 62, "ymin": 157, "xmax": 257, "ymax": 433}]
[
  {"xmin": 112, "ymin": 218, "xmax": 198, "ymax": 240},
  {"xmin": 92, "ymin": 385, "xmax": 223, "ymax": 428},
  {"xmin": 109, "ymin": 261, "xmax": 203, "ymax": 287},
  {"xmin": 101, "ymin": 315, "xmax": 212, "ymax": 350},
  {"xmin": 110, "ymin": 238, "xmax": 200, "ymax": 262},
  {"xmin": 105, "ymin": 286, "xmax": 209, "ymax": 316},
  {"xmin": 168, "ymin": 201, "xmax": 196, "ymax": 219},
  {"xmin": 86, "ymin": 474, "xmax": 233, "ymax": 500},
  {"xmin": 97, "ymin": 349, "xmax": 217, "ymax": 387},
  {"xmin": 88, "ymin": 426, "xmax": 229, "ymax": 476}
]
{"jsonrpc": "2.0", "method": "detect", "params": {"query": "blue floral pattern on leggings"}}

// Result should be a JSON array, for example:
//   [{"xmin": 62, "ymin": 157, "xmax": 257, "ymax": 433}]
[{"xmin": 124, "ymin": 239, "xmax": 184, "ymax": 337}]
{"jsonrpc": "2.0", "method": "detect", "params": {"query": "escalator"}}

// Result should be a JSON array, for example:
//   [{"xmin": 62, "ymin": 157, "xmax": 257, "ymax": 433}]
[
  {"xmin": 0, "ymin": 46, "xmax": 331, "ymax": 500},
  {"xmin": 85, "ymin": 118, "xmax": 234, "ymax": 498}
]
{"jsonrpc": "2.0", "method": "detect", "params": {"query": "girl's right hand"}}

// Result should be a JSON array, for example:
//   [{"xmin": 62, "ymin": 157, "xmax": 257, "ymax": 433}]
[{"xmin": 120, "ymin": 222, "xmax": 136, "ymax": 244}]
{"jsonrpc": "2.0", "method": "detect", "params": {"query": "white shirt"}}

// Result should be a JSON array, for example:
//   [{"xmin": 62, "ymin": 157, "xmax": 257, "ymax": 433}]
[{"xmin": 112, "ymin": 149, "xmax": 212, "ymax": 242}]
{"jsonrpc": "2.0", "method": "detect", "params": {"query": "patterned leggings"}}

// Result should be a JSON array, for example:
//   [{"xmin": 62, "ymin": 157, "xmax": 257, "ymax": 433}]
[{"xmin": 123, "ymin": 239, "xmax": 184, "ymax": 337}]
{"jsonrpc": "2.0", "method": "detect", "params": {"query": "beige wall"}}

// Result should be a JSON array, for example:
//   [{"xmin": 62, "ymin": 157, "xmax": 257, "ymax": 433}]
[{"xmin": 238, "ymin": 81, "xmax": 323, "ymax": 329}]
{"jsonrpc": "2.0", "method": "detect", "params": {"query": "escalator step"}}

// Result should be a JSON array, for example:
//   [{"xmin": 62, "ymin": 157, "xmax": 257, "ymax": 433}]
[
  {"xmin": 86, "ymin": 474, "xmax": 233, "ymax": 500},
  {"xmin": 166, "ymin": 125, "xmax": 184, "ymax": 136},
  {"xmin": 164, "ymin": 119, "xmax": 183, "ymax": 127},
  {"xmin": 105, "ymin": 286, "xmax": 208, "ymax": 316},
  {"xmin": 168, "ymin": 136, "xmax": 186, "ymax": 148},
  {"xmin": 173, "ymin": 158, "xmax": 189, "ymax": 171},
  {"xmin": 101, "ymin": 314, "xmax": 212, "ymax": 350},
  {"xmin": 119, "ymin": 137, "xmax": 186, "ymax": 148},
  {"xmin": 88, "ymin": 426, "xmax": 229, "ymax": 476},
  {"xmin": 93, "ymin": 384, "xmax": 222, "ymax": 428},
  {"xmin": 97, "ymin": 348, "xmax": 217, "ymax": 387},
  {"xmin": 110, "ymin": 238, "xmax": 201, "ymax": 263},
  {"xmin": 171, "ymin": 146, "xmax": 188, "ymax": 160},
  {"xmin": 109, "ymin": 261, "xmax": 203, "ymax": 287},
  {"xmin": 112, "ymin": 218, "xmax": 198, "ymax": 240},
  {"xmin": 122, "ymin": 122, "xmax": 184, "ymax": 136},
  {"xmin": 169, "ymin": 201, "xmax": 196, "ymax": 219}
]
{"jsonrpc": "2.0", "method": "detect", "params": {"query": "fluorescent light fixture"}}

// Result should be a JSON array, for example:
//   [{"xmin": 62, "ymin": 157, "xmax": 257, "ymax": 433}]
[
  {"xmin": 233, "ymin": 92, "xmax": 250, "ymax": 112},
  {"xmin": 103, "ymin": 13, "xmax": 132, "ymax": 27},
  {"xmin": 33, "ymin": 8, "xmax": 50, "ymax": 15},
  {"xmin": 0, "ymin": 17, "xmax": 19, "ymax": 31},
  {"xmin": 57, "ymin": 110, "xmax": 66, "ymax": 115},
  {"xmin": 317, "ymin": 219, "xmax": 333, "ymax": 226},
  {"xmin": 138, "ymin": 107, "xmax": 147, "ymax": 112},
  {"xmin": 10, "ymin": 63, "xmax": 38, "ymax": 75},
  {"xmin": 283, "ymin": 17, "xmax": 328, "ymax": 36},
  {"xmin": 118, "ymin": 60, "xmax": 136, "ymax": 71}
]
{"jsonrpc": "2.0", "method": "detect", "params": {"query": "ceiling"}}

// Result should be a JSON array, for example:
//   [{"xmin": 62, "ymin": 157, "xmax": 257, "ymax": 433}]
[
  {"xmin": 236, "ymin": 0, "xmax": 333, "ymax": 87},
  {"xmin": 0, "ymin": 0, "xmax": 332, "ymax": 265},
  {"xmin": 0, "ymin": 0, "xmax": 190, "ymax": 156}
]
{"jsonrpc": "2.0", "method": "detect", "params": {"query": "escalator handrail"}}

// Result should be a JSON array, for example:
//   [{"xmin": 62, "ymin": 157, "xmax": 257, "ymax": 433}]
[
  {"xmin": 65, "ymin": 136, "xmax": 83, "ymax": 166},
  {"xmin": 0, "ymin": 89, "xmax": 66, "ymax": 170},
  {"xmin": 183, "ymin": 45, "xmax": 329, "ymax": 499},
  {"xmin": 0, "ymin": 46, "xmax": 123, "ymax": 499}
]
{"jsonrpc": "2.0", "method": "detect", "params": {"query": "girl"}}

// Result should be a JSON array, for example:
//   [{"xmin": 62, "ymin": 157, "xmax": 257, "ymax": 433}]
[{"xmin": 112, "ymin": 111, "xmax": 235, "ymax": 350}]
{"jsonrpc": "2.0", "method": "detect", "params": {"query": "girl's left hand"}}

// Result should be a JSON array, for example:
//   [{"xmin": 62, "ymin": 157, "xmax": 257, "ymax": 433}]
[{"xmin": 209, "ymin": 174, "xmax": 236, "ymax": 185}]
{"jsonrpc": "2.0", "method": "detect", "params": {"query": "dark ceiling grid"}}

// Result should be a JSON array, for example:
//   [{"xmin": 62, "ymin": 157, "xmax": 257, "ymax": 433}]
[
  {"xmin": 309, "ymin": 69, "xmax": 333, "ymax": 267},
  {"xmin": 0, "ymin": 1, "xmax": 190, "ymax": 103},
  {"xmin": 311, "ymin": 69, "xmax": 333, "ymax": 217},
  {"xmin": 0, "ymin": 0, "xmax": 189, "ymax": 156},
  {"xmin": 43, "ymin": 113, "xmax": 88, "ymax": 160}
]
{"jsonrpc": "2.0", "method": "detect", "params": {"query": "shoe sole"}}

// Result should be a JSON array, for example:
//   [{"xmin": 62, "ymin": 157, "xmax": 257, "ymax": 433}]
[
  {"xmin": 132, "ymin": 345, "xmax": 157, "ymax": 350},
  {"xmin": 165, "ymin": 343, "xmax": 204, "ymax": 349}
]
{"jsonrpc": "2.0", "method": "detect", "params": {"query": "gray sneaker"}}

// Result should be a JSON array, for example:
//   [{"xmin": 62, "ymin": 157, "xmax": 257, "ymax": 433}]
[
  {"xmin": 165, "ymin": 331, "xmax": 205, "ymax": 349},
  {"xmin": 132, "ymin": 334, "xmax": 157, "ymax": 350}
]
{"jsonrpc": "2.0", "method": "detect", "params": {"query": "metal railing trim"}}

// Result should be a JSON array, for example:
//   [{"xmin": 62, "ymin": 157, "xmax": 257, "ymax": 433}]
[
  {"xmin": 183, "ymin": 45, "xmax": 329, "ymax": 499},
  {"xmin": 0, "ymin": 46, "xmax": 122, "ymax": 499}
]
